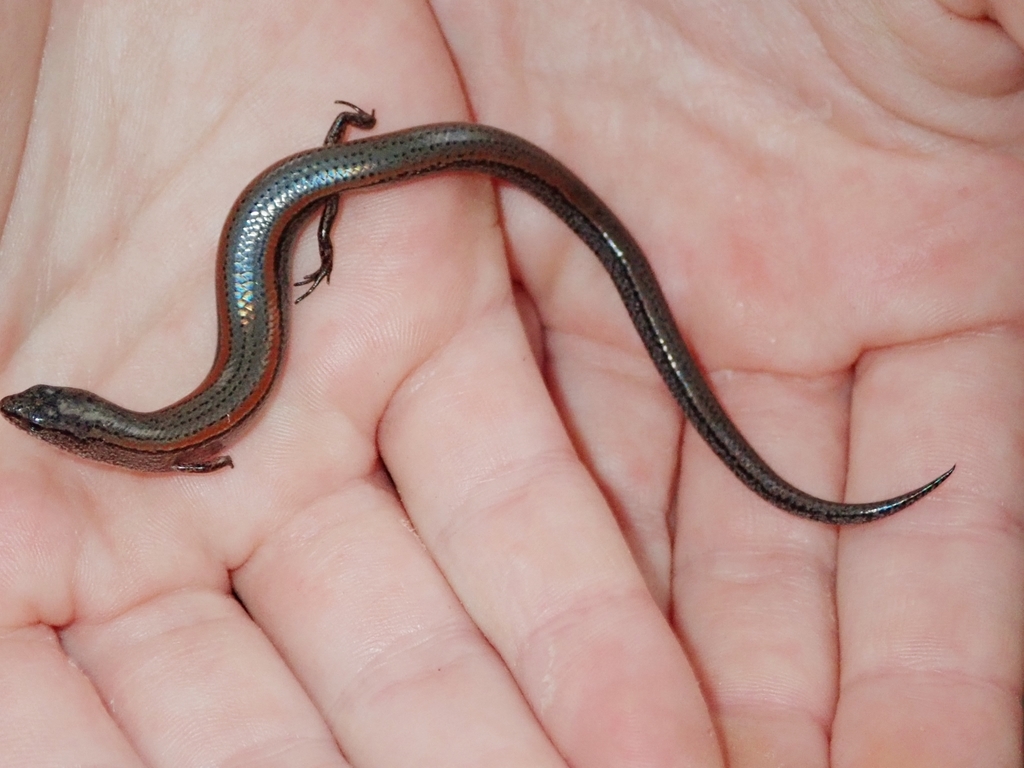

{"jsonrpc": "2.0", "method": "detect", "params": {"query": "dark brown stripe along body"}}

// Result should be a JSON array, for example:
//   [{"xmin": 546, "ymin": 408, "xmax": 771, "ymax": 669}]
[{"xmin": 0, "ymin": 114, "xmax": 952, "ymax": 522}]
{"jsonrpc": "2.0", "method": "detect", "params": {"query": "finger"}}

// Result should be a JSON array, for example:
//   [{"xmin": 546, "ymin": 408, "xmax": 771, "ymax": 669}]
[
  {"xmin": 234, "ymin": 478, "xmax": 567, "ymax": 767},
  {"xmin": 63, "ymin": 591, "xmax": 346, "ymax": 768},
  {"xmin": 0, "ymin": 462, "xmax": 144, "ymax": 765},
  {"xmin": 380, "ymin": 293, "xmax": 722, "ymax": 764},
  {"xmin": 832, "ymin": 334, "xmax": 1024, "ymax": 766},
  {"xmin": 673, "ymin": 369, "xmax": 852, "ymax": 768},
  {"xmin": 502, "ymin": 182, "xmax": 683, "ymax": 612},
  {"xmin": 0, "ymin": 625, "xmax": 143, "ymax": 767}
]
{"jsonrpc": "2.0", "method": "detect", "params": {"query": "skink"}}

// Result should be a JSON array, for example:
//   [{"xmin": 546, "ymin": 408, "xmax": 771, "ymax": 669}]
[{"xmin": 0, "ymin": 104, "xmax": 952, "ymax": 523}]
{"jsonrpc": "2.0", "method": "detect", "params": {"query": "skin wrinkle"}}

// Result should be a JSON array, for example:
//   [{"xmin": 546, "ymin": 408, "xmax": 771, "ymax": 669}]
[{"xmin": 804, "ymin": 0, "xmax": 1024, "ymax": 144}]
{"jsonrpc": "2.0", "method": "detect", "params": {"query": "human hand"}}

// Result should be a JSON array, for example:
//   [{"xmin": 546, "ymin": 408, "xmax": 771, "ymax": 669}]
[{"xmin": 0, "ymin": 2, "xmax": 1020, "ymax": 767}]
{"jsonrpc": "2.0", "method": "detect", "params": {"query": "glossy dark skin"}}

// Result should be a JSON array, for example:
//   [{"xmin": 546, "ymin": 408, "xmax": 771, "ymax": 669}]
[{"xmin": 1, "ymin": 105, "xmax": 951, "ymax": 522}]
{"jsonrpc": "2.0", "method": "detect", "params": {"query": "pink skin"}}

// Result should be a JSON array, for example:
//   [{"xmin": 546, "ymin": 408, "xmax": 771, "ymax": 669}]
[{"xmin": 0, "ymin": 2, "xmax": 1022, "ymax": 767}]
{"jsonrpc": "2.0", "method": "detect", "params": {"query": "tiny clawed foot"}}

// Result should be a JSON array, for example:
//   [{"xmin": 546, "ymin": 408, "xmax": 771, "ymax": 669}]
[{"xmin": 294, "ymin": 269, "xmax": 330, "ymax": 303}]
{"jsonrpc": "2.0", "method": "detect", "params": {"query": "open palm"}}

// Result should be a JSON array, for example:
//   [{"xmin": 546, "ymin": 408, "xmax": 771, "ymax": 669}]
[{"xmin": 0, "ymin": 2, "xmax": 1021, "ymax": 767}]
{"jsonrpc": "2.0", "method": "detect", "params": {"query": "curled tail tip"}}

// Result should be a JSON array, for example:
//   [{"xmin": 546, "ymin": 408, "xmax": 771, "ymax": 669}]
[
  {"xmin": 809, "ymin": 464, "xmax": 955, "ymax": 525},
  {"xmin": 867, "ymin": 463, "xmax": 955, "ymax": 522},
  {"xmin": 923, "ymin": 464, "xmax": 956, "ymax": 493}
]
